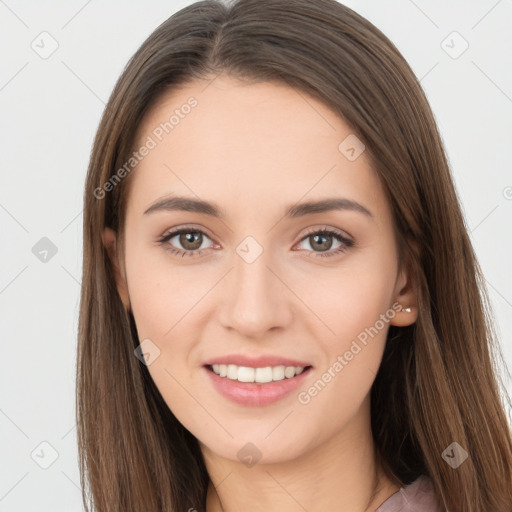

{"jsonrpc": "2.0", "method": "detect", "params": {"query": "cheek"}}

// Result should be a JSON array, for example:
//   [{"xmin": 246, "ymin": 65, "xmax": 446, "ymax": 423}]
[
  {"xmin": 125, "ymin": 241, "xmax": 206, "ymax": 338},
  {"xmin": 296, "ymin": 314, "xmax": 389, "ymax": 440},
  {"xmin": 125, "ymin": 250, "xmax": 204, "ymax": 425},
  {"xmin": 124, "ymin": 241, "xmax": 219, "ymax": 401},
  {"xmin": 293, "ymin": 253, "xmax": 395, "ymax": 418},
  {"xmin": 292, "ymin": 250, "xmax": 397, "ymax": 342}
]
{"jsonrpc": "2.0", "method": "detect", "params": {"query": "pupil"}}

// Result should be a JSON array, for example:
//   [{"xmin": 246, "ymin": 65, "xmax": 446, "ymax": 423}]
[
  {"xmin": 181, "ymin": 232, "xmax": 202, "ymax": 250},
  {"xmin": 312, "ymin": 234, "xmax": 332, "ymax": 251}
]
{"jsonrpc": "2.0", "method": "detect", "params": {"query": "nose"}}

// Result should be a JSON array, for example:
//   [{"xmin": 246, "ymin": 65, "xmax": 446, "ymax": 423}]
[{"xmin": 218, "ymin": 247, "xmax": 293, "ymax": 339}]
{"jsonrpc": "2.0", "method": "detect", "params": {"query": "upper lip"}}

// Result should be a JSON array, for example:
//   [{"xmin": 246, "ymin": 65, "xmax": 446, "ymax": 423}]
[{"xmin": 203, "ymin": 354, "xmax": 312, "ymax": 368}]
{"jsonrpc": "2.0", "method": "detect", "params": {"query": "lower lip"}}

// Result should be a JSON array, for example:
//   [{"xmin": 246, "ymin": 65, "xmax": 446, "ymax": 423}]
[{"xmin": 203, "ymin": 366, "xmax": 313, "ymax": 406}]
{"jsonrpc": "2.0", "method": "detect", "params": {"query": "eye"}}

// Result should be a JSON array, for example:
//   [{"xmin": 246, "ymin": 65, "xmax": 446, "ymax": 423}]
[
  {"xmin": 295, "ymin": 228, "xmax": 354, "ymax": 258},
  {"xmin": 158, "ymin": 227, "xmax": 215, "ymax": 258},
  {"xmin": 158, "ymin": 226, "xmax": 354, "ymax": 259}
]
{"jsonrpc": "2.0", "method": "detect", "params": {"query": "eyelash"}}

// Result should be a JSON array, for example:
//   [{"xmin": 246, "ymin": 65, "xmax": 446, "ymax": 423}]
[{"xmin": 158, "ymin": 226, "xmax": 354, "ymax": 259}]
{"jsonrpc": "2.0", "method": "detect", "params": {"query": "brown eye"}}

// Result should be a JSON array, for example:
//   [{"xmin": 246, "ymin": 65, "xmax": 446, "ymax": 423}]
[
  {"xmin": 178, "ymin": 231, "xmax": 203, "ymax": 251},
  {"xmin": 159, "ymin": 228, "xmax": 213, "ymax": 257},
  {"xmin": 308, "ymin": 233, "xmax": 334, "ymax": 252},
  {"xmin": 296, "ymin": 228, "xmax": 354, "ymax": 258}
]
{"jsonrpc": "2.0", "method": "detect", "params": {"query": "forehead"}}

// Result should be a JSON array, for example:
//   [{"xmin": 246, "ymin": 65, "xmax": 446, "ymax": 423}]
[{"xmin": 127, "ymin": 75, "xmax": 388, "ymax": 224}]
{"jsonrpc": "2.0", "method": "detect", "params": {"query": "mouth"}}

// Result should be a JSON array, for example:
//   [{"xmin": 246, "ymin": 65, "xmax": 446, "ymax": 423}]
[
  {"xmin": 203, "ymin": 363, "xmax": 313, "ymax": 406},
  {"xmin": 202, "ymin": 354, "xmax": 314, "ymax": 406},
  {"xmin": 205, "ymin": 363, "xmax": 313, "ymax": 384}
]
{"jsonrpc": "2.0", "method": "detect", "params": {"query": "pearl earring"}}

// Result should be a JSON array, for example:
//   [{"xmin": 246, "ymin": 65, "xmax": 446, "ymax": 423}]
[{"xmin": 402, "ymin": 307, "xmax": 412, "ymax": 313}]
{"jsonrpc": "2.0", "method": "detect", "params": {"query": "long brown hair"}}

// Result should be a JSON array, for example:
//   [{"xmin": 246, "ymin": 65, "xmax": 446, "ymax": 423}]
[{"xmin": 77, "ymin": 0, "xmax": 512, "ymax": 510}]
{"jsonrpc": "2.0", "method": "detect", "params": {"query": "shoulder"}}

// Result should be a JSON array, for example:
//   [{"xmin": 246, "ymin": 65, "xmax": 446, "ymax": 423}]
[{"xmin": 375, "ymin": 475, "xmax": 446, "ymax": 512}]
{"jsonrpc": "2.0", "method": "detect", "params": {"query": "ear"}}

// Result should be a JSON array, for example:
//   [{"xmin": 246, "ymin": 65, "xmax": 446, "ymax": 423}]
[
  {"xmin": 389, "ymin": 260, "xmax": 418, "ymax": 327},
  {"xmin": 102, "ymin": 227, "xmax": 131, "ymax": 311}
]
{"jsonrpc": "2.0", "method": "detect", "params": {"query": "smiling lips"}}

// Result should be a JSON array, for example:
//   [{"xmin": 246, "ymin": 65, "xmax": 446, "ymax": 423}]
[
  {"xmin": 210, "ymin": 363, "xmax": 306, "ymax": 383},
  {"xmin": 203, "ymin": 354, "xmax": 313, "ymax": 406}
]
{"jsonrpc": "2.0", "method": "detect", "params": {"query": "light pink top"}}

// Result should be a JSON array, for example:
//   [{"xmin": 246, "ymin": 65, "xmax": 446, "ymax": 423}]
[{"xmin": 375, "ymin": 475, "xmax": 444, "ymax": 511}]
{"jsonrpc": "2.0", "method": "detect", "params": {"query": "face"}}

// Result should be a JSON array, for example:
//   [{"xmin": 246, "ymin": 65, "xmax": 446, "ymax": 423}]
[{"xmin": 104, "ymin": 74, "xmax": 417, "ymax": 465}]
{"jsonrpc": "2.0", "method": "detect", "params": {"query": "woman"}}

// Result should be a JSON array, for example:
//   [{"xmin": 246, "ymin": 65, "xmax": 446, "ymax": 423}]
[{"xmin": 77, "ymin": 1, "xmax": 512, "ymax": 510}]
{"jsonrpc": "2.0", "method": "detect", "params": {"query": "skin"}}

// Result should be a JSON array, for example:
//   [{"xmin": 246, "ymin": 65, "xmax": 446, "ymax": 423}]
[{"xmin": 103, "ymin": 74, "xmax": 418, "ymax": 512}]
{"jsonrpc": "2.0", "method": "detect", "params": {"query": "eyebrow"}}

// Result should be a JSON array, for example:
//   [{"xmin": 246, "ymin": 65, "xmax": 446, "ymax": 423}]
[{"xmin": 143, "ymin": 195, "xmax": 373, "ymax": 220}]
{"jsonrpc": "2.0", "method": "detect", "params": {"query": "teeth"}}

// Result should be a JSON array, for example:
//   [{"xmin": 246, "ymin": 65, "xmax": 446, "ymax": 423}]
[
  {"xmin": 255, "ymin": 367, "xmax": 273, "ymax": 383},
  {"xmin": 210, "ymin": 364, "xmax": 306, "ymax": 383},
  {"xmin": 272, "ymin": 365, "xmax": 285, "ymax": 380}
]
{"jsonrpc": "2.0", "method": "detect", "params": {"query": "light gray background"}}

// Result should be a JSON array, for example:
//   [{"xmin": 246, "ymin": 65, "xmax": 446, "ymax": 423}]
[{"xmin": 1, "ymin": 1, "xmax": 511, "ymax": 510}]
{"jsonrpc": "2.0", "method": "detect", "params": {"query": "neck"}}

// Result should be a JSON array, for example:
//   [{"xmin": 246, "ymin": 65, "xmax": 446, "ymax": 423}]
[{"xmin": 202, "ymin": 401, "xmax": 400, "ymax": 512}]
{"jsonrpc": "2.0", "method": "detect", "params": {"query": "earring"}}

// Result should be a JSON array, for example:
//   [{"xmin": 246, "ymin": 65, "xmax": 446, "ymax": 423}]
[{"xmin": 402, "ymin": 306, "xmax": 412, "ymax": 313}]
